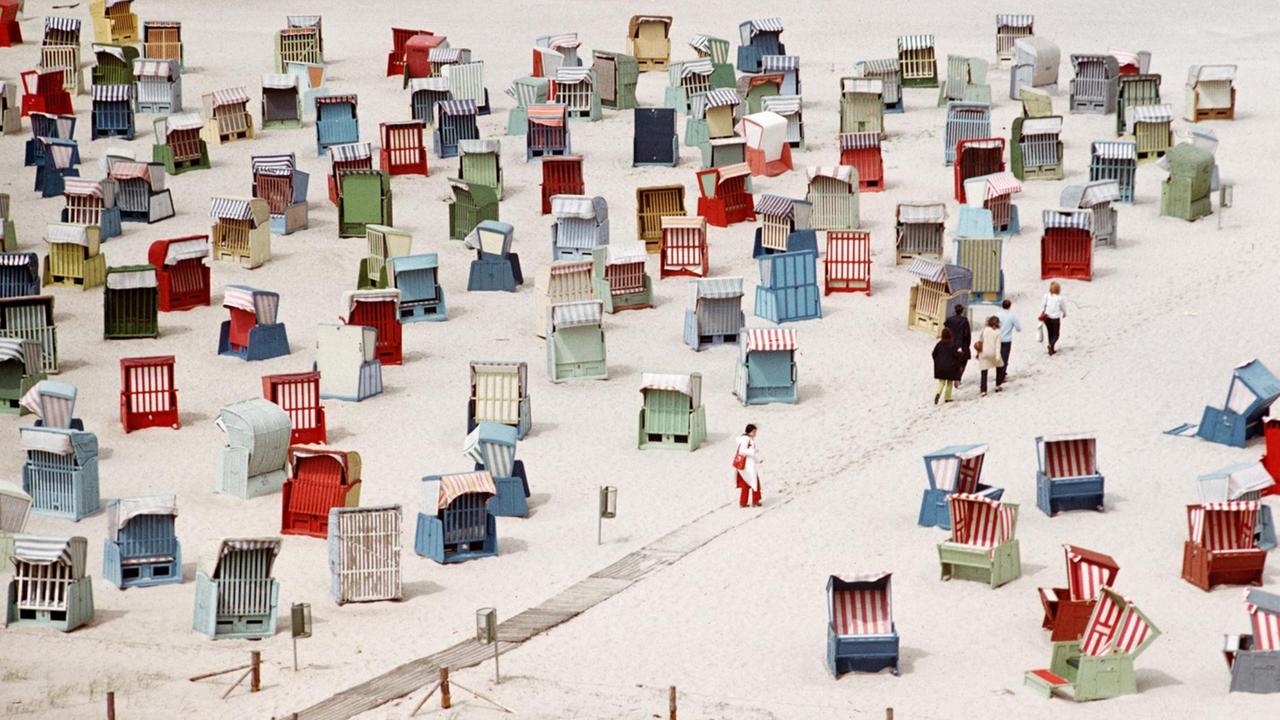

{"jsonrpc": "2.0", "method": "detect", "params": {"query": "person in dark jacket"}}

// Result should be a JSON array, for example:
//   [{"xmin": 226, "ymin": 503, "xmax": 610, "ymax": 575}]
[
  {"xmin": 943, "ymin": 304, "xmax": 971, "ymax": 386},
  {"xmin": 932, "ymin": 327, "xmax": 965, "ymax": 404}
]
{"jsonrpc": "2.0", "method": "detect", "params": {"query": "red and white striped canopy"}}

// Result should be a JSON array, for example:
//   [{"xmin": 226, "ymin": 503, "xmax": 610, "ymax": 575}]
[
  {"xmin": 210, "ymin": 87, "xmax": 250, "ymax": 108},
  {"xmin": 1080, "ymin": 588, "xmax": 1155, "ymax": 658},
  {"xmin": 1186, "ymin": 502, "xmax": 1259, "ymax": 551},
  {"xmin": 527, "ymin": 103, "xmax": 567, "ymax": 127},
  {"xmin": 1064, "ymin": 545, "xmax": 1119, "ymax": 602},
  {"xmin": 436, "ymin": 471, "xmax": 496, "ymax": 509},
  {"xmin": 1246, "ymin": 589, "xmax": 1280, "ymax": 652},
  {"xmin": 1038, "ymin": 434, "xmax": 1097, "ymax": 478},
  {"xmin": 948, "ymin": 494, "xmax": 1016, "ymax": 548},
  {"xmin": 828, "ymin": 573, "xmax": 893, "ymax": 637},
  {"xmin": 743, "ymin": 328, "xmax": 797, "ymax": 353}
]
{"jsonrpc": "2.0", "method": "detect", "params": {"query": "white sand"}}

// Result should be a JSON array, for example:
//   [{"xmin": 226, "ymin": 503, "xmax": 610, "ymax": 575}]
[{"xmin": 1, "ymin": 0, "xmax": 1278, "ymax": 718}]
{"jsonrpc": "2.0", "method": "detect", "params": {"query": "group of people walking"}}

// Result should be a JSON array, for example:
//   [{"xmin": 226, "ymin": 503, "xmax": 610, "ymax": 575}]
[{"xmin": 931, "ymin": 283, "xmax": 1067, "ymax": 403}]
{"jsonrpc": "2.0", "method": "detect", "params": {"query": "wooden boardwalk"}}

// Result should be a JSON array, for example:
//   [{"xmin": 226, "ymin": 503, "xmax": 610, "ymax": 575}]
[{"xmin": 287, "ymin": 501, "xmax": 781, "ymax": 720}]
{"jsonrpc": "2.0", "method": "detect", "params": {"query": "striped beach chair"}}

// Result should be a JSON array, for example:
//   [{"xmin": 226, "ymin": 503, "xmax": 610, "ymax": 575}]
[
  {"xmin": 103, "ymin": 495, "xmax": 181, "ymax": 588},
  {"xmin": 684, "ymin": 277, "xmax": 744, "ymax": 350},
  {"xmin": 1183, "ymin": 501, "xmax": 1266, "ymax": 590},
  {"xmin": 1035, "ymin": 434, "xmax": 1105, "ymax": 515},
  {"xmin": 917, "ymin": 444, "xmax": 1000, "ymax": 529},
  {"xmin": 1040, "ymin": 209, "xmax": 1093, "ymax": 280},
  {"xmin": 638, "ymin": 372, "xmax": 706, "ymax": 450},
  {"xmin": 1026, "ymin": 588, "xmax": 1158, "ymax": 701},
  {"xmin": 824, "ymin": 230, "xmax": 871, "ymax": 296},
  {"xmin": 5, "ymin": 535, "xmax": 94, "ymax": 632},
  {"xmin": 1224, "ymin": 589, "xmax": 1280, "ymax": 693},
  {"xmin": 468, "ymin": 361, "xmax": 531, "ymax": 439},
  {"xmin": 193, "ymin": 537, "xmax": 280, "ymax": 639},
  {"xmin": 1197, "ymin": 462, "xmax": 1276, "ymax": 551},
  {"xmin": 695, "ymin": 163, "xmax": 754, "ymax": 227},
  {"xmin": 1039, "ymin": 545, "xmax": 1120, "ymax": 642},
  {"xmin": 415, "ymin": 471, "xmax": 498, "ymax": 563},
  {"xmin": 659, "ymin": 217, "xmax": 708, "ymax": 279},
  {"xmin": 733, "ymin": 328, "xmax": 798, "ymax": 405},
  {"xmin": 937, "ymin": 493, "xmax": 1021, "ymax": 588},
  {"xmin": 827, "ymin": 573, "xmax": 899, "ymax": 676},
  {"xmin": 465, "ymin": 423, "xmax": 530, "ymax": 517}
]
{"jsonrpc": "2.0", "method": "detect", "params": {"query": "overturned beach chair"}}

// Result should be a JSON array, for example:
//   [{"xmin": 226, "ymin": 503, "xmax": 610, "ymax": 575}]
[
  {"xmin": 465, "ymin": 423, "xmax": 530, "ymax": 517},
  {"xmin": 1039, "ymin": 545, "xmax": 1120, "ymax": 643}
]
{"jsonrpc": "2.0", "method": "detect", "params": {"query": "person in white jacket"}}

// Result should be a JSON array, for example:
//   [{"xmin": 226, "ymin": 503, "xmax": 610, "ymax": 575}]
[
  {"xmin": 734, "ymin": 424, "xmax": 762, "ymax": 507},
  {"xmin": 1041, "ymin": 282, "xmax": 1067, "ymax": 355}
]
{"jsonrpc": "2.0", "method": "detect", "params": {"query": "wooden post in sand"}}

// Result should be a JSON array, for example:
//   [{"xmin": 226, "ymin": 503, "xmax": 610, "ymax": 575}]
[
  {"xmin": 886, "ymin": 708, "xmax": 894, "ymax": 720},
  {"xmin": 440, "ymin": 667, "xmax": 452, "ymax": 709},
  {"xmin": 106, "ymin": 692, "xmax": 115, "ymax": 720},
  {"xmin": 250, "ymin": 651, "xmax": 261, "ymax": 693},
  {"xmin": 668, "ymin": 686, "xmax": 677, "ymax": 720}
]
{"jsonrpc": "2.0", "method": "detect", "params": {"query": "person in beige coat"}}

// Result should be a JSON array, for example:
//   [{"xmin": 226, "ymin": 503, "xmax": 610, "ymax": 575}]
[{"xmin": 975, "ymin": 315, "xmax": 1004, "ymax": 397}]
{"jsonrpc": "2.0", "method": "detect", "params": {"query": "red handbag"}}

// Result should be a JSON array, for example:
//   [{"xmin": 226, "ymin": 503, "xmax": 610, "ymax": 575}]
[{"xmin": 732, "ymin": 453, "xmax": 747, "ymax": 470}]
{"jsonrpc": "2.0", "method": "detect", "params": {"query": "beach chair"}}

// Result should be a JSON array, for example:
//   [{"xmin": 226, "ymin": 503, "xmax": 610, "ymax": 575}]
[
  {"xmin": 1197, "ymin": 360, "xmax": 1280, "ymax": 448},
  {"xmin": 316, "ymin": 323, "xmax": 382, "ymax": 402},
  {"xmin": 907, "ymin": 260, "xmax": 971, "ymax": 337},
  {"xmin": 943, "ymin": 102, "xmax": 992, "ymax": 166},
  {"xmin": 402, "ymin": 33, "xmax": 447, "ymax": 85},
  {"xmin": 505, "ymin": 76, "xmax": 549, "ymax": 135},
  {"xmin": 357, "ymin": 225, "xmax": 412, "ymax": 290},
  {"xmin": 1185, "ymin": 65, "xmax": 1237, "ymax": 122},
  {"xmin": 261, "ymin": 74, "xmax": 301, "ymax": 129},
  {"xmin": 839, "ymin": 78, "xmax": 884, "ymax": 136},
  {"xmin": 1, "ymin": 338, "xmax": 45, "ymax": 413},
  {"xmin": 755, "ymin": 250, "xmax": 821, "ymax": 323},
  {"xmin": 40, "ymin": 19, "xmax": 85, "ymax": 94},
  {"xmin": 90, "ymin": 84, "xmax": 133, "ymax": 140},
  {"xmin": 1115, "ymin": 73, "xmax": 1162, "ymax": 135},
  {"xmin": 465, "ymin": 221, "xmax": 522, "ymax": 293},
  {"xmin": 1060, "ymin": 181, "xmax": 1119, "ymax": 248},
  {"xmin": 5, "ymin": 535, "xmax": 94, "ymax": 632},
  {"xmin": 594, "ymin": 50, "xmax": 639, "ymax": 110},
  {"xmin": 103, "ymin": 266, "xmax": 158, "ymax": 339},
  {"xmin": 218, "ymin": 285, "xmax": 288, "ymax": 361},
  {"xmin": 1025, "ymin": 587, "xmax": 1159, "ymax": 701},
  {"xmin": 953, "ymin": 216, "xmax": 1004, "ymax": 305},
  {"xmin": 142, "ymin": 20, "xmax": 182, "ymax": 67},
  {"xmin": 751, "ymin": 195, "xmax": 814, "ymax": 259},
  {"xmin": 1089, "ymin": 142, "xmax": 1137, "ymax": 204},
  {"xmin": 526, "ymin": 103, "xmax": 571, "ymax": 160},
  {"xmin": 539, "ymin": 157, "xmax": 584, "ymax": 215},
  {"xmin": 215, "ymin": 399, "xmax": 290, "ymax": 498},
  {"xmin": 741, "ymin": 111, "xmax": 792, "ymax": 177},
  {"xmin": 532, "ymin": 260, "xmax": 594, "ymax": 337},
  {"xmin": 552, "ymin": 67, "xmax": 600, "ymax": 121},
  {"xmin": 326, "ymin": 142, "xmax": 372, "ymax": 205},
  {"xmin": 0, "ymin": 84, "xmax": 18, "ymax": 135},
  {"xmin": 281, "ymin": 446, "xmax": 361, "ymax": 538},
  {"xmin": 148, "ymin": 236, "xmax": 209, "ymax": 311},
  {"xmin": 1224, "ymin": 589, "xmax": 1280, "ymax": 693},
  {"xmin": 1035, "ymin": 434, "xmax": 1105, "ymax": 516},
  {"xmin": 152, "ymin": 114, "xmax": 210, "ymax": 175},
  {"xmin": 274, "ymin": 24, "xmax": 322, "ymax": 73},
  {"xmin": 837, "ymin": 132, "xmax": 883, "ymax": 192},
  {"xmin": 0, "ymin": 195, "xmax": 11, "ymax": 251},
  {"xmin": 90, "ymin": 0, "xmax": 137, "ymax": 43},
  {"xmin": 736, "ymin": 18, "xmax": 784, "ymax": 74},
  {"xmin": 433, "ymin": 99, "xmax": 478, "ymax": 159},
  {"xmin": 103, "ymin": 496, "xmax": 180, "ymax": 589},
  {"xmin": 696, "ymin": 163, "xmax": 754, "ymax": 228},
  {"xmin": 109, "ymin": 161, "xmax": 175, "ymax": 224},
  {"xmin": 262, "ymin": 372, "xmax": 325, "ymax": 445},
  {"xmin": 0, "ymin": 297, "xmax": 57, "ymax": 374},
  {"xmin": 251, "ymin": 154, "xmax": 308, "ymax": 235},
  {"xmin": 386, "ymin": 27, "xmax": 433, "ymax": 77},
  {"xmin": 761, "ymin": 95, "xmax": 803, "ymax": 149},
  {"xmin": 636, "ymin": 185, "xmax": 685, "ymax": 252},
  {"xmin": 592, "ymin": 243, "xmax": 651, "ymax": 313},
  {"xmin": 938, "ymin": 494, "xmax": 1021, "ymax": 588},
  {"xmin": 119, "ymin": 356, "xmax": 179, "ymax": 432},
  {"xmin": 961, "ymin": 172, "xmax": 1021, "ymax": 236},
  {"xmin": 1263, "ymin": 421, "xmax": 1280, "ymax": 491},
  {"xmin": 201, "ymin": 87, "xmax": 254, "ymax": 144},
  {"xmin": 408, "ymin": 77, "xmax": 451, "ymax": 125},
  {"xmin": 1130, "ymin": 105, "xmax": 1174, "ymax": 161},
  {"xmin": 42, "ymin": 223, "xmax": 103, "ymax": 289},
  {"xmin": 342, "ymin": 290, "xmax": 401, "ymax": 366},
  {"xmin": 389, "ymin": 254, "xmax": 446, "ymax": 322},
  {"xmin": 24, "ymin": 114, "xmax": 77, "ymax": 168},
  {"xmin": 465, "ymin": 423, "xmax": 530, "ymax": 517},
  {"xmin": 20, "ymin": 379, "xmax": 79, "ymax": 429},
  {"xmin": 824, "ymin": 231, "xmax": 872, "ymax": 296},
  {"xmin": 1039, "ymin": 545, "xmax": 1120, "ymax": 643},
  {"xmin": 938, "ymin": 55, "xmax": 991, "ymax": 105},
  {"xmin": 827, "ymin": 574, "xmax": 899, "ymax": 676},
  {"xmin": 665, "ymin": 60, "xmax": 713, "ymax": 115},
  {"xmin": 315, "ymin": 95, "xmax": 358, "ymax": 156},
  {"xmin": 1009, "ymin": 37, "xmax": 1060, "ymax": 100},
  {"xmin": 92, "ymin": 43, "xmax": 138, "ymax": 86},
  {"xmin": 328, "ymin": 506, "xmax": 402, "ymax": 604},
  {"xmin": 806, "ymin": 167, "xmax": 859, "ymax": 230},
  {"xmin": 193, "ymin": 537, "xmax": 280, "ymax": 640},
  {"xmin": 917, "ymin": 445, "xmax": 1000, "ymax": 529},
  {"xmin": 683, "ymin": 277, "xmax": 744, "ymax": 350},
  {"xmin": 634, "ymin": 108, "xmax": 677, "ymax": 167},
  {"xmin": 20, "ymin": 425, "xmax": 100, "ymax": 521},
  {"xmin": 1183, "ymin": 502, "xmax": 1267, "ymax": 590},
  {"xmin": 638, "ymin": 372, "xmax": 706, "ymax": 451},
  {"xmin": 761, "ymin": 55, "xmax": 800, "ymax": 97},
  {"xmin": 467, "ymin": 361, "xmax": 531, "ymax": 439},
  {"xmin": 33, "ymin": 138, "xmax": 81, "ymax": 198},
  {"xmin": 60, "ymin": 178, "xmax": 121, "ymax": 240},
  {"xmin": 1040, "ymin": 210, "xmax": 1094, "ymax": 281},
  {"xmin": 545, "ymin": 300, "xmax": 607, "ymax": 383},
  {"xmin": 444, "ymin": 61, "xmax": 490, "ymax": 115},
  {"xmin": 0, "ymin": 0, "xmax": 19, "ymax": 46},
  {"xmin": 415, "ymin": 472, "xmax": 498, "ymax": 564},
  {"xmin": 895, "ymin": 203, "xmax": 946, "ymax": 263},
  {"xmin": 458, "ymin": 140, "xmax": 502, "ymax": 198},
  {"xmin": 686, "ymin": 88, "xmax": 741, "ymax": 150},
  {"xmin": 996, "ymin": 14, "xmax": 1034, "ymax": 62},
  {"xmin": 689, "ymin": 33, "xmax": 735, "ymax": 88},
  {"xmin": 1070, "ymin": 55, "xmax": 1119, "ymax": 114},
  {"xmin": 626, "ymin": 15, "xmax": 671, "ymax": 71},
  {"xmin": 287, "ymin": 61, "xmax": 327, "ymax": 122},
  {"xmin": 733, "ymin": 328, "xmax": 797, "ymax": 405},
  {"xmin": 0, "ymin": 484, "xmax": 32, "ymax": 567},
  {"xmin": 854, "ymin": 58, "xmax": 903, "ymax": 113},
  {"xmin": 1159, "ymin": 142, "xmax": 1214, "ymax": 221},
  {"xmin": 898, "ymin": 35, "xmax": 938, "ymax": 88},
  {"xmin": 1010, "ymin": 117, "xmax": 1063, "ymax": 180},
  {"xmin": 210, "ymin": 197, "xmax": 270, "ymax": 268},
  {"xmin": 1198, "ymin": 462, "xmax": 1276, "ymax": 551},
  {"xmin": 377, "ymin": 120, "xmax": 428, "ymax": 177},
  {"xmin": 448, "ymin": 178, "xmax": 497, "ymax": 241},
  {"xmin": 0, "ymin": 253, "xmax": 40, "ymax": 298},
  {"xmin": 339, "ymin": 170, "xmax": 392, "ymax": 239},
  {"xmin": 20, "ymin": 69, "xmax": 73, "ymax": 117}
]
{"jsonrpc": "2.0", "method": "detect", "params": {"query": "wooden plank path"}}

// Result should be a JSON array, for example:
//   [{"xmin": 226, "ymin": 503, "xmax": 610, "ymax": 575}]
[{"xmin": 286, "ymin": 500, "xmax": 782, "ymax": 720}]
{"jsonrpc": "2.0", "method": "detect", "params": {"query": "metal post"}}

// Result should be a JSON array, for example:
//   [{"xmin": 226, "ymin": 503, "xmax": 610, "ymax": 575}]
[
  {"xmin": 293, "ymin": 635, "xmax": 298, "ymax": 672},
  {"xmin": 493, "ymin": 640, "xmax": 501, "ymax": 684},
  {"xmin": 597, "ymin": 511, "xmax": 603, "ymax": 545}
]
